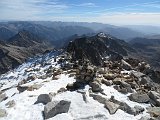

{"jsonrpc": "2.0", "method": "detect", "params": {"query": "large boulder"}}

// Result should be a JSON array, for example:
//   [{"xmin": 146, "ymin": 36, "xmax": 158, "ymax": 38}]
[
  {"xmin": 0, "ymin": 93, "xmax": 8, "ymax": 102},
  {"xmin": 148, "ymin": 91, "xmax": 160, "ymax": 107},
  {"xmin": 44, "ymin": 100, "xmax": 71, "ymax": 119},
  {"xmin": 105, "ymin": 101, "xmax": 120, "ymax": 114},
  {"xmin": 35, "ymin": 94, "xmax": 52, "ymax": 104},
  {"xmin": 129, "ymin": 93, "xmax": 150, "ymax": 103}
]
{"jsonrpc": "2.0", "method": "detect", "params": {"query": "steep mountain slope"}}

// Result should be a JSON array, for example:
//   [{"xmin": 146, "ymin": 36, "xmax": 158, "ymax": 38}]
[
  {"xmin": 129, "ymin": 37, "xmax": 160, "ymax": 70},
  {"xmin": 67, "ymin": 33, "xmax": 136, "ymax": 65},
  {"xmin": 0, "ymin": 27, "xmax": 16, "ymax": 40},
  {"xmin": 0, "ymin": 31, "xmax": 53, "ymax": 74}
]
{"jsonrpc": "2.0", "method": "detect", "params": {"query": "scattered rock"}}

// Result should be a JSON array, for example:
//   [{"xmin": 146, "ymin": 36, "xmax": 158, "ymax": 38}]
[
  {"xmin": 27, "ymin": 84, "xmax": 43, "ymax": 91},
  {"xmin": 82, "ymin": 92, "xmax": 89, "ymax": 103},
  {"xmin": 0, "ymin": 93, "xmax": 8, "ymax": 102},
  {"xmin": 44, "ymin": 100, "xmax": 71, "ymax": 119},
  {"xmin": 105, "ymin": 101, "xmax": 120, "ymax": 114},
  {"xmin": 131, "ymin": 71, "xmax": 145, "ymax": 78},
  {"xmin": 139, "ymin": 117, "xmax": 151, "ymax": 120},
  {"xmin": 102, "ymin": 79, "xmax": 113, "ymax": 86},
  {"xmin": 89, "ymin": 93, "xmax": 106, "ymax": 104},
  {"xmin": 121, "ymin": 59, "xmax": 132, "ymax": 70},
  {"xmin": 133, "ymin": 105, "xmax": 145, "ymax": 115},
  {"xmin": 148, "ymin": 91, "xmax": 160, "ymax": 107},
  {"xmin": 57, "ymin": 87, "xmax": 67, "ymax": 94},
  {"xmin": 5, "ymin": 100, "xmax": 16, "ymax": 108},
  {"xmin": 0, "ymin": 109, "xmax": 7, "ymax": 117},
  {"xmin": 35, "ymin": 94, "xmax": 52, "ymax": 104},
  {"xmin": 129, "ymin": 93, "xmax": 150, "ymax": 103},
  {"xmin": 113, "ymin": 78, "xmax": 122, "ymax": 85},
  {"xmin": 89, "ymin": 81, "xmax": 102, "ymax": 92},
  {"xmin": 147, "ymin": 107, "xmax": 160, "ymax": 117},
  {"xmin": 103, "ymin": 73, "xmax": 116, "ymax": 80},
  {"xmin": 17, "ymin": 86, "xmax": 28, "ymax": 93}
]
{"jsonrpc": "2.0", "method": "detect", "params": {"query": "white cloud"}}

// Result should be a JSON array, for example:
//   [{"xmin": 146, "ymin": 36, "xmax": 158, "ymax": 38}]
[{"xmin": 77, "ymin": 3, "xmax": 98, "ymax": 7}]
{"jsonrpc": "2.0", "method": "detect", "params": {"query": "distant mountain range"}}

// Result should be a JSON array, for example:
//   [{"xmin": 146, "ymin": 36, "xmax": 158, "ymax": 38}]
[{"xmin": 0, "ymin": 21, "xmax": 160, "ymax": 74}]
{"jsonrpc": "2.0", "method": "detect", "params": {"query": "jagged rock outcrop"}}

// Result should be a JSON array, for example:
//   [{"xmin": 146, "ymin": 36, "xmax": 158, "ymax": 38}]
[{"xmin": 67, "ymin": 33, "xmax": 135, "ymax": 66}]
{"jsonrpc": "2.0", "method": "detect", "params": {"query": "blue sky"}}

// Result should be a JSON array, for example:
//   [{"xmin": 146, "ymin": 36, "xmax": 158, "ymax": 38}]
[{"xmin": 0, "ymin": 0, "xmax": 160, "ymax": 25}]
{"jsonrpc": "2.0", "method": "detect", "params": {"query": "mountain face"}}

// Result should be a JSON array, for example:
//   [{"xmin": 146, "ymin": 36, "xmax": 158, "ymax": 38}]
[
  {"xmin": 0, "ymin": 31, "xmax": 53, "ymax": 74},
  {"xmin": 129, "ymin": 37, "xmax": 160, "ymax": 70},
  {"xmin": 67, "ymin": 33, "xmax": 136, "ymax": 66},
  {"xmin": 0, "ymin": 27, "xmax": 16, "ymax": 40},
  {"xmin": 8, "ymin": 30, "xmax": 44, "ymax": 47},
  {"xmin": 99, "ymin": 27, "xmax": 144, "ymax": 41}
]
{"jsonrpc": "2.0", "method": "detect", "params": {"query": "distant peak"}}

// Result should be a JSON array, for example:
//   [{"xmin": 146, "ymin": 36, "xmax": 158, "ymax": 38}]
[
  {"xmin": 97, "ymin": 32, "xmax": 107, "ymax": 38},
  {"xmin": 97, "ymin": 32, "xmax": 113, "ymax": 39}
]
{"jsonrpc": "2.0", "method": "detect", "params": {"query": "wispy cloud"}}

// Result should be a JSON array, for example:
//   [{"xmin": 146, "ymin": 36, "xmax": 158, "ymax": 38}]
[
  {"xmin": 76, "ymin": 3, "xmax": 98, "ymax": 7},
  {"xmin": 0, "ymin": 0, "xmax": 160, "ymax": 25}
]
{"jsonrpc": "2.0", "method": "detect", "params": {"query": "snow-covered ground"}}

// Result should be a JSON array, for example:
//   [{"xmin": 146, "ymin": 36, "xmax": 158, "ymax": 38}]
[{"xmin": 0, "ymin": 52, "xmax": 151, "ymax": 120}]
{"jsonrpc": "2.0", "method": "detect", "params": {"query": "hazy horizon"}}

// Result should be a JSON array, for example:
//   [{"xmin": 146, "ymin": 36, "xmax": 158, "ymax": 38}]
[{"xmin": 0, "ymin": 0, "xmax": 160, "ymax": 25}]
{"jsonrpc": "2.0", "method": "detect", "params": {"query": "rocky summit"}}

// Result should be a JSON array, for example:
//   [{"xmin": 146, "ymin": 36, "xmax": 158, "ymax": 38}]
[{"xmin": 0, "ymin": 33, "xmax": 160, "ymax": 120}]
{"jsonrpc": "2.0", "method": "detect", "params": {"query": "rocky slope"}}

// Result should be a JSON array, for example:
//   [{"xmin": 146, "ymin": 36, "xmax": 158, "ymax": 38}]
[
  {"xmin": 67, "ymin": 33, "xmax": 136, "ymax": 66},
  {"xmin": 0, "ymin": 34, "xmax": 160, "ymax": 120},
  {"xmin": 129, "ymin": 37, "xmax": 160, "ymax": 70},
  {"xmin": 0, "ymin": 31, "xmax": 53, "ymax": 74}
]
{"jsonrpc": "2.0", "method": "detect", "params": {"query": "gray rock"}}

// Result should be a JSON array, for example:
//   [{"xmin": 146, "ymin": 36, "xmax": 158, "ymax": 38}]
[
  {"xmin": 147, "ymin": 107, "xmax": 160, "ymax": 117},
  {"xmin": 35, "ymin": 94, "xmax": 52, "ymax": 104},
  {"xmin": 17, "ymin": 86, "xmax": 28, "ymax": 93},
  {"xmin": 120, "ymin": 81, "xmax": 133, "ymax": 93},
  {"xmin": 102, "ymin": 79, "xmax": 112, "ymax": 86},
  {"xmin": 148, "ymin": 91, "xmax": 160, "ymax": 107},
  {"xmin": 131, "ymin": 71, "xmax": 145, "ymax": 78},
  {"xmin": 140, "ymin": 77, "xmax": 151, "ymax": 85},
  {"xmin": 89, "ymin": 93, "xmax": 106, "ymax": 104},
  {"xmin": 129, "ymin": 93, "xmax": 150, "ymax": 103},
  {"xmin": 5, "ymin": 100, "xmax": 16, "ymax": 108},
  {"xmin": 105, "ymin": 101, "xmax": 120, "ymax": 114},
  {"xmin": 121, "ymin": 59, "xmax": 132, "ymax": 70},
  {"xmin": 0, "ymin": 109, "xmax": 7, "ymax": 117},
  {"xmin": 44, "ymin": 100, "xmax": 71, "ymax": 119},
  {"xmin": 113, "ymin": 78, "xmax": 121, "ymax": 85},
  {"xmin": 139, "ymin": 117, "xmax": 151, "ymax": 120},
  {"xmin": 89, "ymin": 81, "xmax": 102, "ymax": 92},
  {"xmin": 0, "ymin": 93, "xmax": 7, "ymax": 102},
  {"xmin": 134, "ymin": 105, "xmax": 145, "ymax": 115}
]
